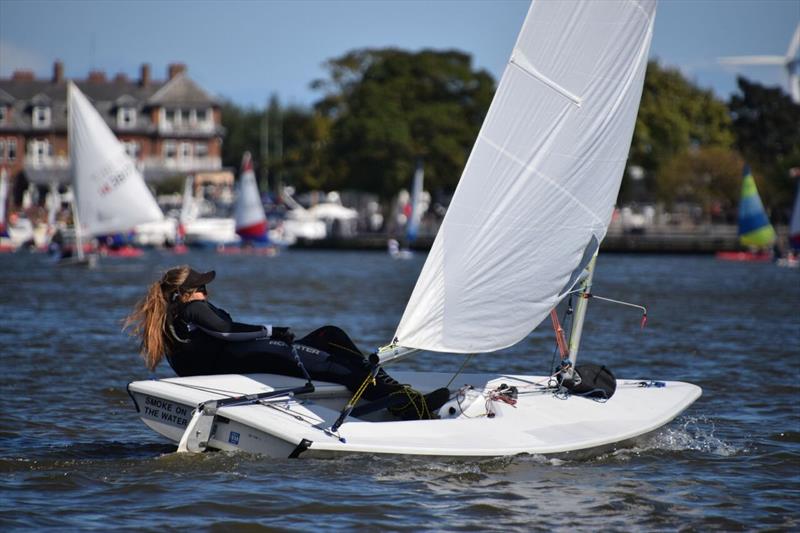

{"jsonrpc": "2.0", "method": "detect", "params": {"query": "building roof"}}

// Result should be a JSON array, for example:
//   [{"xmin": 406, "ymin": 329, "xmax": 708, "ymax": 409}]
[
  {"xmin": 0, "ymin": 64, "xmax": 220, "ymax": 135},
  {"xmin": 148, "ymin": 74, "xmax": 218, "ymax": 106}
]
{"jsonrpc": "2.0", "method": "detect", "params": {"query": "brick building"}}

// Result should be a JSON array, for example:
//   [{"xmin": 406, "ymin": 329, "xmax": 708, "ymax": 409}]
[{"xmin": 0, "ymin": 61, "xmax": 224, "ymax": 209}]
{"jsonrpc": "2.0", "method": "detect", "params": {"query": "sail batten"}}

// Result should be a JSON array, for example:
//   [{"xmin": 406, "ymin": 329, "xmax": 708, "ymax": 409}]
[
  {"xmin": 509, "ymin": 53, "xmax": 583, "ymax": 106},
  {"xmin": 394, "ymin": 0, "xmax": 656, "ymax": 353}
]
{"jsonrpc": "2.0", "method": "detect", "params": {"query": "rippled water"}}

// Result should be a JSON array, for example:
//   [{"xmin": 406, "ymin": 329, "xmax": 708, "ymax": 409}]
[{"xmin": 1, "ymin": 250, "xmax": 798, "ymax": 530}]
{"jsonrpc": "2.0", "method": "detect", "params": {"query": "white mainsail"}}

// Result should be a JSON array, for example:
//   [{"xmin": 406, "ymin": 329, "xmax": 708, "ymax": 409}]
[
  {"xmin": 394, "ymin": 0, "xmax": 656, "ymax": 353},
  {"xmin": 68, "ymin": 82, "xmax": 163, "ymax": 237}
]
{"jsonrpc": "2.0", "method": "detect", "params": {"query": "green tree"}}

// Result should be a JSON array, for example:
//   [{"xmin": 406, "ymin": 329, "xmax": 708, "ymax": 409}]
[
  {"xmin": 312, "ymin": 48, "xmax": 495, "ymax": 199},
  {"xmin": 626, "ymin": 61, "xmax": 735, "ymax": 202},
  {"xmin": 657, "ymin": 146, "xmax": 744, "ymax": 221},
  {"xmin": 729, "ymin": 77, "xmax": 800, "ymax": 219},
  {"xmin": 220, "ymin": 101, "xmax": 264, "ymax": 175}
]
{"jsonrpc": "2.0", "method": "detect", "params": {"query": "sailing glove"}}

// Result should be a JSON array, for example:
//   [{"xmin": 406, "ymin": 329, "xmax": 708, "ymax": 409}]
[{"xmin": 272, "ymin": 327, "xmax": 295, "ymax": 344}]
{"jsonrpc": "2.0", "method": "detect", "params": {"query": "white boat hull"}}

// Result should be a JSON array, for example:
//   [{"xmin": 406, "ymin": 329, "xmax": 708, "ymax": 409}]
[{"xmin": 128, "ymin": 371, "xmax": 701, "ymax": 458}]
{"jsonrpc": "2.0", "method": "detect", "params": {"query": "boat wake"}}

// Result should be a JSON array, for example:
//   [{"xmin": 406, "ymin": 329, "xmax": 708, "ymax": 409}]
[{"xmin": 610, "ymin": 415, "xmax": 741, "ymax": 459}]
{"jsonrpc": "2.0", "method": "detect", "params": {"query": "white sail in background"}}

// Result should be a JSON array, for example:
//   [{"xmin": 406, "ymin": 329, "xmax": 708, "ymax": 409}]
[
  {"xmin": 789, "ymin": 181, "xmax": 800, "ymax": 251},
  {"xmin": 68, "ymin": 82, "xmax": 163, "ymax": 237},
  {"xmin": 234, "ymin": 152, "xmax": 268, "ymax": 241},
  {"xmin": 406, "ymin": 161, "xmax": 424, "ymax": 244},
  {"xmin": 179, "ymin": 175, "xmax": 197, "ymax": 226},
  {"xmin": 395, "ymin": 0, "xmax": 656, "ymax": 353},
  {"xmin": 0, "ymin": 169, "xmax": 7, "ymax": 235}
]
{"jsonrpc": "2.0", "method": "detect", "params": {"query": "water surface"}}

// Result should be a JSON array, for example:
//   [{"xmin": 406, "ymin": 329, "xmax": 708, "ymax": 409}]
[{"xmin": 1, "ymin": 251, "xmax": 798, "ymax": 530}]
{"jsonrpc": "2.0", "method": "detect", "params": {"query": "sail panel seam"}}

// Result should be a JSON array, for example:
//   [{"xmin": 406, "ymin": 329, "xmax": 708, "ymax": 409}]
[
  {"xmin": 509, "ymin": 51, "xmax": 582, "ymax": 107},
  {"xmin": 480, "ymin": 134, "xmax": 605, "ymax": 231}
]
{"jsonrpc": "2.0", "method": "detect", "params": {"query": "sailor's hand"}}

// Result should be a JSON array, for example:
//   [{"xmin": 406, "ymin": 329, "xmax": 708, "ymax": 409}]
[{"xmin": 272, "ymin": 327, "xmax": 295, "ymax": 344}]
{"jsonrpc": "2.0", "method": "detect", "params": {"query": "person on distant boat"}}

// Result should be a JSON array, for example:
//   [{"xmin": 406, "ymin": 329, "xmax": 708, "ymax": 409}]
[{"xmin": 124, "ymin": 265, "xmax": 449, "ymax": 420}]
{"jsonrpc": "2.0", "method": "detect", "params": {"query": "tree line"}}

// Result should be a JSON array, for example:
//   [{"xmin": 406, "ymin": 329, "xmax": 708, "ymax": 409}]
[{"xmin": 220, "ymin": 48, "xmax": 800, "ymax": 222}]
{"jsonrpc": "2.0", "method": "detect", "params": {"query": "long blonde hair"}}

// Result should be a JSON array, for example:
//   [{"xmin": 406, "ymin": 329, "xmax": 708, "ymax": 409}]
[{"xmin": 124, "ymin": 265, "xmax": 192, "ymax": 371}]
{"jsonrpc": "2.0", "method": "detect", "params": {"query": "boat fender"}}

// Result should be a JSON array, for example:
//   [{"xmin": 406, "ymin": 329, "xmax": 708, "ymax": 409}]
[
  {"xmin": 438, "ymin": 386, "xmax": 487, "ymax": 419},
  {"xmin": 560, "ymin": 363, "xmax": 616, "ymax": 399}
]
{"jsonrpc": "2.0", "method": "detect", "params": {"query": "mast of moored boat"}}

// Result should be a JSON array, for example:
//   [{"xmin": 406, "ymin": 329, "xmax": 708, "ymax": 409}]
[{"xmin": 566, "ymin": 254, "xmax": 598, "ymax": 372}]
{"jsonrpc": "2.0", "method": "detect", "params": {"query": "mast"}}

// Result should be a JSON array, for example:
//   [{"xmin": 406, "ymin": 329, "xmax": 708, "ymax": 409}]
[{"xmin": 567, "ymin": 254, "xmax": 597, "ymax": 369}]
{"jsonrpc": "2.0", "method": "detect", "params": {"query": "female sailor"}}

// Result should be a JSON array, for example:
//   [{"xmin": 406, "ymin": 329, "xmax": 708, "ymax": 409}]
[{"xmin": 124, "ymin": 265, "xmax": 448, "ymax": 420}]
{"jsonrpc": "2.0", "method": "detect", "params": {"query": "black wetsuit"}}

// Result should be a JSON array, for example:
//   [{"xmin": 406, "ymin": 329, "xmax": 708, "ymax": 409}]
[{"xmin": 166, "ymin": 300, "xmax": 399, "ymax": 401}]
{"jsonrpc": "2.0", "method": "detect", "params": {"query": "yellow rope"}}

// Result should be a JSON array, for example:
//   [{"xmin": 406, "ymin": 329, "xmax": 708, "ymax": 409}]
[
  {"xmin": 344, "ymin": 369, "xmax": 377, "ymax": 410},
  {"xmin": 387, "ymin": 386, "xmax": 431, "ymax": 420}
]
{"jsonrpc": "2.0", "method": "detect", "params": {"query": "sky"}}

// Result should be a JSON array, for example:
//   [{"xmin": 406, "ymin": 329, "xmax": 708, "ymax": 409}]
[{"xmin": 0, "ymin": 0, "xmax": 798, "ymax": 108}]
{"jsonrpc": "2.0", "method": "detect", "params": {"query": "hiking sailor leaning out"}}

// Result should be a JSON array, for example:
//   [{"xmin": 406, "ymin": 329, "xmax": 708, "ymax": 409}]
[{"xmin": 124, "ymin": 265, "xmax": 449, "ymax": 420}]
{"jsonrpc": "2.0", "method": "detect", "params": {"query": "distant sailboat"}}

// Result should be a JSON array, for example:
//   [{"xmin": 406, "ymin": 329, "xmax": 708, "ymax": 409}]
[
  {"xmin": 0, "ymin": 169, "xmax": 12, "ymax": 252},
  {"xmin": 66, "ymin": 82, "xmax": 164, "ymax": 265},
  {"xmin": 221, "ymin": 151, "xmax": 276, "ymax": 255},
  {"xmin": 389, "ymin": 161, "xmax": 424, "ymax": 260},
  {"xmin": 777, "ymin": 180, "xmax": 800, "ymax": 267},
  {"xmin": 234, "ymin": 152, "xmax": 268, "ymax": 242},
  {"xmin": 717, "ymin": 165, "xmax": 776, "ymax": 262},
  {"xmin": 789, "ymin": 181, "xmax": 800, "ymax": 251}
]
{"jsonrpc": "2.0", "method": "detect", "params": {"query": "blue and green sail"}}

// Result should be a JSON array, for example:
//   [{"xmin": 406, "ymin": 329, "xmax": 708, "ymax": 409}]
[{"xmin": 737, "ymin": 165, "xmax": 776, "ymax": 249}]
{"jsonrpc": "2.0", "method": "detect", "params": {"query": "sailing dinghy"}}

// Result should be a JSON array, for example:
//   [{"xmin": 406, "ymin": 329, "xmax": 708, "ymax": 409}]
[
  {"xmin": 128, "ymin": 0, "xmax": 701, "ymax": 458},
  {"xmin": 219, "ymin": 152, "xmax": 277, "ymax": 255},
  {"xmin": 777, "ymin": 179, "xmax": 800, "ymax": 267},
  {"xmin": 65, "ymin": 82, "xmax": 164, "ymax": 265},
  {"xmin": 389, "ymin": 161, "xmax": 425, "ymax": 259},
  {"xmin": 716, "ymin": 165, "xmax": 777, "ymax": 262}
]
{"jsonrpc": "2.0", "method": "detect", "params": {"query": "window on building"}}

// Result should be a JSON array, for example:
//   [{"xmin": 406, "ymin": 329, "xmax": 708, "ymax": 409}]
[
  {"xmin": 0, "ymin": 140, "xmax": 5, "ymax": 162},
  {"xmin": 117, "ymin": 107, "xmax": 137, "ymax": 129},
  {"xmin": 123, "ymin": 141, "xmax": 140, "ymax": 159},
  {"xmin": 196, "ymin": 109, "xmax": 208, "ymax": 123},
  {"xmin": 29, "ymin": 139, "xmax": 50, "ymax": 164},
  {"xmin": 181, "ymin": 110, "xmax": 191, "ymax": 125},
  {"xmin": 7, "ymin": 140, "xmax": 16, "ymax": 161},
  {"xmin": 163, "ymin": 141, "xmax": 176, "ymax": 159},
  {"xmin": 179, "ymin": 142, "xmax": 191, "ymax": 160},
  {"xmin": 0, "ymin": 107, "xmax": 6, "ymax": 125},
  {"xmin": 194, "ymin": 142, "xmax": 208, "ymax": 158},
  {"xmin": 164, "ymin": 109, "xmax": 175, "ymax": 126},
  {"xmin": 32, "ymin": 106, "xmax": 51, "ymax": 128}
]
